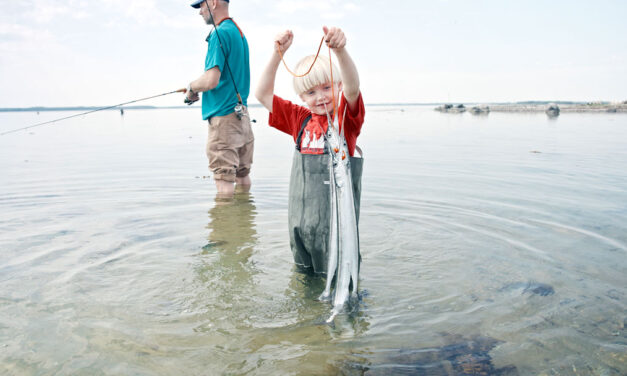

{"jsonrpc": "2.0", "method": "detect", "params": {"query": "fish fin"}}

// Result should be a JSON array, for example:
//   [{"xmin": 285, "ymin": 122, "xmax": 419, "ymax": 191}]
[
  {"xmin": 318, "ymin": 291, "xmax": 331, "ymax": 301},
  {"xmin": 326, "ymin": 310, "xmax": 339, "ymax": 323}
]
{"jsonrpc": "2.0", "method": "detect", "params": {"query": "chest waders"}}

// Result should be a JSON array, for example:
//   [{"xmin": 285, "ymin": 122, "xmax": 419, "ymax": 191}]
[{"xmin": 288, "ymin": 116, "xmax": 363, "ymax": 274}]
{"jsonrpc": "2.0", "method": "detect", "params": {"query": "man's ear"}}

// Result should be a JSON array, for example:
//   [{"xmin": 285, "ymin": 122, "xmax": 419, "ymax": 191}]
[{"xmin": 338, "ymin": 81, "xmax": 343, "ymax": 92}]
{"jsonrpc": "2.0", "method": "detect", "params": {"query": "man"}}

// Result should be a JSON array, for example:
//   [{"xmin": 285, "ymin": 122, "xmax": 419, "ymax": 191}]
[{"xmin": 185, "ymin": 0, "xmax": 253, "ymax": 198}]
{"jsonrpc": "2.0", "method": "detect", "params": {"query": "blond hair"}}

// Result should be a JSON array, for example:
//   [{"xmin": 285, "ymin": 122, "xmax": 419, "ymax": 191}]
[{"xmin": 292, "ymin": 55, "xmax": 342, "ymax": 95}]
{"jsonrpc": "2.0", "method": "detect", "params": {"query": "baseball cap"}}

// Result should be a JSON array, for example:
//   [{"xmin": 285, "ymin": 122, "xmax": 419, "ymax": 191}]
[{"xmin": 191, "ymin": 0, "xmax": 229, "ymax": 8}]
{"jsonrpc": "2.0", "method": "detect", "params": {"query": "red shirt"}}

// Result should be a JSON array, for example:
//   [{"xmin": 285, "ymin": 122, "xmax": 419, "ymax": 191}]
[{"xmin": 268, "ymin": 93, "xmax": 365, "ymax": 156}]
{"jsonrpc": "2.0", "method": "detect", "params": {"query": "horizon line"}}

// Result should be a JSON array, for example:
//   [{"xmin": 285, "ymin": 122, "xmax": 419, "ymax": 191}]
[{"xmin": 0, "ymin": 100, "xmax": 610, "ymax": 112}]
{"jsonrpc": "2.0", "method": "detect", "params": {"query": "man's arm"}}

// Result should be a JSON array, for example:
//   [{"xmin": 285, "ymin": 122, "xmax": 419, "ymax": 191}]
[
  {"xmin": 186, "ymin": 66, "xmax": 221, "ymax": 102},
  {"xmin": 255, "ymin": 30, "xmax": 293, "ymax": 112}
]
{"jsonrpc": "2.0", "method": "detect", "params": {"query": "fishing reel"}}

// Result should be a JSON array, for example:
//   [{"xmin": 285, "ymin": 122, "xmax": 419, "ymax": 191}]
[
  {"xmin": 235, "ymin": 103, "xmax": 257, "ymax": 123},
  {"xmin": 234, "ymin": 103, "xmax": 246, "ymax": 120}
]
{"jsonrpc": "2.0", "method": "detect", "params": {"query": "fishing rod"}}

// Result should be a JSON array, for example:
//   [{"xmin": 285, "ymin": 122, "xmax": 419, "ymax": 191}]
[
  {"xmin": 203, "ymin": 0, "xmax": 246, "ymax": 119},
  {"xmin": 0, "ymin": 88, "xmax": 187, "ymax": 136}
]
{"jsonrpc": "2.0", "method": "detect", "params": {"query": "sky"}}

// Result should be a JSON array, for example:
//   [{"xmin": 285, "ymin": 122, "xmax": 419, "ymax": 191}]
[{"xmin": 1, "ymin": 0, "xmax": 626, "ymax": 107}]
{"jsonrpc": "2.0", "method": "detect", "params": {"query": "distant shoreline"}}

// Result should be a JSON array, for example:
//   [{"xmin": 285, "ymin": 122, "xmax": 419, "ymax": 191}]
[
  {"xmin": 488, "ymin": 103, "xmax": 627, "ymax": 113},
  {"xmin": 435, "ymin": 101, "xmax": 627, "ymax": 114},
  {"xmin": 1, "ymin": 101, "xmax": 626, "ymax": 113}
]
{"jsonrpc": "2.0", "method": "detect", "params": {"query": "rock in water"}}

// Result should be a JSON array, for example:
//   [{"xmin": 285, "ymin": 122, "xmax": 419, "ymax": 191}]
[{"xmin": 500, "ymin": 281, "xmax": 555, "ymax": 296}]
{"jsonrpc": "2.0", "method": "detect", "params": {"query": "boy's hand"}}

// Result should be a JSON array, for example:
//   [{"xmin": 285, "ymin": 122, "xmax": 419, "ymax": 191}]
[
  {"xmin": 275, "ymin": 30, "xmax": 294, "ymax": 53},
  {"xmin": 323, "ymin": 26, "xmax": 346, "ymax": 50}
]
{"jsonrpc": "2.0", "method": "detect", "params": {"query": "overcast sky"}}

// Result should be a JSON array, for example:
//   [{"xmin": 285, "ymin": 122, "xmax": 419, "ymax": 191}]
[{"xmin": 1, "ymin": 0, "xmax": 625, "ymax": 107}]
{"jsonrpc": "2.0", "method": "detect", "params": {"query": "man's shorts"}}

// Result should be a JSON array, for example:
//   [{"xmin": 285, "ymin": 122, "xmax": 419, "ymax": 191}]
[{"xmin": 206, "ymin": 111, "xmax": 254, "ymax": 182}]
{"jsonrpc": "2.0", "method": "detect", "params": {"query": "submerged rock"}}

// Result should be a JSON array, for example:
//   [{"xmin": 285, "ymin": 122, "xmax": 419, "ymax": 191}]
[
  {"xmin": 201, "ymin": 240, "xmax": 227, "ymax": 251},
  {"xmin": 500, "ymin": 281, "xmax": 555, "ymax": 296}
]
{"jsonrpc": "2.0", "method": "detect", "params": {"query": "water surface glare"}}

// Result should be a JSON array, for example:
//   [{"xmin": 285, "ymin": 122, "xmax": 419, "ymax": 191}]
[{"xmin": 1, "ymin": 107, "xmax": 626, "ymax": 375}]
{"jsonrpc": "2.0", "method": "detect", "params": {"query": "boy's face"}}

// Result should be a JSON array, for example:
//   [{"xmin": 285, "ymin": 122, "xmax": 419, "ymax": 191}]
[{"xmin": 299, "ymin": 82, "xmax": 343, "ymax": 116}]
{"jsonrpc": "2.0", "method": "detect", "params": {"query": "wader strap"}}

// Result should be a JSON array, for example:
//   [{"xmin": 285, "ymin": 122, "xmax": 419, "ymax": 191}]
[
  {"xmin": 295, "ymin": 115, "xmax": 312, "ymax": 152},
  {"xmin": 338, "ymin": 104, "xmax": 363, "ymax": 158},
  {"xmin": 355, "ymin": 145, "xmax": 363, "ymax": 157}
]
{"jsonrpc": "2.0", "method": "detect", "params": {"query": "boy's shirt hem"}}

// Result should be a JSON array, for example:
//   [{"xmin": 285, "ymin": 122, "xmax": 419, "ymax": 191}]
[{"xmin": 268, "ymin": 92, "xmax": 365, "ymax": 156}]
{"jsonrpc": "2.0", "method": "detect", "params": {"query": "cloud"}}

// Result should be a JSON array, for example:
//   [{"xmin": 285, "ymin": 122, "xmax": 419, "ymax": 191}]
[
  {"xmin": 0, "ymin": 23, "xmax": 59, "ymax": 58},
  {"xmin": 31, "ymin": 1, "xmax": 90, "ymax": 23},
  {"xmin": 0, "ymin": 23, "xmax": 39, "ymax": 39},
  {"xmin": 344, "ymin": 3, "xmax": 360, "ymax": 12},
  {"xmin": 274, "ymin": 0, "xmax": 333, "ymax": 13},
  {"xmin": 101, "ymin": 0, "xmax": 190, "ymax": 29}
]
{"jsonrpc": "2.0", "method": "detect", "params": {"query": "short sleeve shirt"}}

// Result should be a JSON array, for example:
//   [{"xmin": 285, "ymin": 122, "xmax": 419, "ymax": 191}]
[
  {"xmin": 268, "ymin": 93, "xmax": 365, "ymax": 156},
  {"xmin": 202, "ymin": 19, "xmax": 250, "ymax": 121}
]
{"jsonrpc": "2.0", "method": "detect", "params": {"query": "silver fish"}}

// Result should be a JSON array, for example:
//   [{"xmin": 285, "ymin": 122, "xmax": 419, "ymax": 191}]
[{"xmin": 319, "ymin": 105, "xmax": 360, "ymax": 322}]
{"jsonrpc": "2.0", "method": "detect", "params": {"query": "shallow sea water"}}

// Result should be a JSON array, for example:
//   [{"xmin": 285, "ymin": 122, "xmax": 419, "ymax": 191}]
[{"xmin": 0, "ymin": 106, "xmax": 626, "ymax": 375}]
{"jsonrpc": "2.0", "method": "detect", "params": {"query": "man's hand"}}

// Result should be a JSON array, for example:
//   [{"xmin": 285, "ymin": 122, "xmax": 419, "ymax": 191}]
[
  {"xmin": 323, "ymin": 26, "xmax": 346, "ymax": 50},
  {"xmin": 184, "ymin": 88, "xmax": 200, "ymax": 105},
  {"xmin": 275, "ymin": 30, "xmax": 294, "ymax": 54}
]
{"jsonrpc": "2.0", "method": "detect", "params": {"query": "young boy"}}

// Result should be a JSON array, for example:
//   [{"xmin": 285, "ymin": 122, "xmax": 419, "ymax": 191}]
[{"xmin": 255, "ymin": 26, "xmax": 365, "ymax": 275}]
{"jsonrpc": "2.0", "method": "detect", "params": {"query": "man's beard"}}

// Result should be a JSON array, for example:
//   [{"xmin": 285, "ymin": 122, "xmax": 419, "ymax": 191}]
[{"xmin": 204, "ymin": 13, "xmax": 213, "ymax": 25}]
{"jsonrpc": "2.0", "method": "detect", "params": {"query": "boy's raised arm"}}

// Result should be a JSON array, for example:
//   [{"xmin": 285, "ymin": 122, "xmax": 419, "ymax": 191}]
[
  {"xmin": 255, "ymin": 30, "xmax": 294, "ymax": 112},
  {"xmin": 324, "ymin": 26, "xmax": 360, "ymax": 110}
]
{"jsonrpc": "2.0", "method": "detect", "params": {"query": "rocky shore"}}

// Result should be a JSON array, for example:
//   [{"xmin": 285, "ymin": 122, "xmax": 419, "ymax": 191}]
[
  {"xmin": 436, "ymin": 101, "xmax": 627, "ymax": 115},
  {"xmin": 489, "ymin": 102, "xmax": 627, "ymax": 113}
]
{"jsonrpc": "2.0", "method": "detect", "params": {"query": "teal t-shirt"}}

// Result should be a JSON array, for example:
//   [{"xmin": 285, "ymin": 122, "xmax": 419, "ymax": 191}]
[{"xmin": 202, "ymin": 19, "xmax": 250, "ymax": 121}]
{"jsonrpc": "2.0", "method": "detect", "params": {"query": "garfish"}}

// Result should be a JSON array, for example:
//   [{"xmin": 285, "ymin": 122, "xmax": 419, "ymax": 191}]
[{"xmin": 319, "ymin": 104, "xmax": 360, "ymax": 322}]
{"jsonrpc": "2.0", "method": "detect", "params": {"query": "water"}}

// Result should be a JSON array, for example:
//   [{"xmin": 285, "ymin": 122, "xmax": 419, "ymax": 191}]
[{"xmin": 1, "ymin": 106, "xmax": 625, "ymax": 375}]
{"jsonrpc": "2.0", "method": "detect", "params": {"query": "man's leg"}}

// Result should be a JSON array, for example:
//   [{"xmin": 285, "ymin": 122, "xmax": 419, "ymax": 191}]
[
  {"xmin": 207, "ymin": 114, "xmax": 239, "ymax": 198},
  {"xmin": 215, "ymin": 179, "xmax": 235, "ymax": 197},
  {"xmin": 235, "ymin": 139, "xmax": 254, "ymax": 193},
  {"xmin": 235, "ymin": 175, "xmax": 251, "ymax": 193}
]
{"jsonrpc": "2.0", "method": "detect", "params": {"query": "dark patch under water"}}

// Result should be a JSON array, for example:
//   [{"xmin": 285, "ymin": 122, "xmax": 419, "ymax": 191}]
[
  {"xmin": 201, "ymin": 240, "xmax": 227, "ymax": 252},
  {"xmin": 499, "ymin": 281, "xmax": 555, "ymax": 296},
  {"xmin": 343, "ymin": 334, "xmax": 518, "ymax": 375}
]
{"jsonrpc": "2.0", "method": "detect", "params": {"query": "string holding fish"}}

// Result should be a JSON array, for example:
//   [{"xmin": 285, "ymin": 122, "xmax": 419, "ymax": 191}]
[
  {"xmin": 277, "ymin": 36, "xmax": 325, "ymax": 78},
  {"xmin": 276, "ymin": 32, "xmax": 341, "ymax": 128}
]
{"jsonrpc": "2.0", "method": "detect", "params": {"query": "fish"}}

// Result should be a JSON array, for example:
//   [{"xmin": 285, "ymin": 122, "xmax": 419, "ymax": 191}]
[{"xmin": 319, "ymin": 106, "xmax": 360, "ymax": 322}]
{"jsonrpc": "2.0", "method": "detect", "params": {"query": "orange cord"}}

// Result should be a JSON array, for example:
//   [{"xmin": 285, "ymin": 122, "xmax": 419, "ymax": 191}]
[
  {"xmin": 277, "ymin": 35, "xmax": 341, "ymax": 130},
  {"xmin": 277, "ymin": 36, "xmax": 325, "ymax": 77}
]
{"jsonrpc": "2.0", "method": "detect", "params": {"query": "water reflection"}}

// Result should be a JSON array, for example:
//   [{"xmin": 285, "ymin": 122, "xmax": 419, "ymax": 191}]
[
  {"xmin": 193, "ymin": 193, "xmax": 258, "ymax": 332},
  {"xmin": 239, "ymin": 267, "xmax": 372, "ymax": 374},
  {"xmin": 205, "ymin": 193, "xmax": 257, "ymax": 256},
  {"xmin": 192, "ymin": 193, "xmax": 372, "ymax": 374}
]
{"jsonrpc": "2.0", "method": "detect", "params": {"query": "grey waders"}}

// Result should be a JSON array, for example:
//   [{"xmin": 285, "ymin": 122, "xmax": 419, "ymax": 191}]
[{"xmin": 287, "ymin": 116, "xmax": 363, "ymax": 274}]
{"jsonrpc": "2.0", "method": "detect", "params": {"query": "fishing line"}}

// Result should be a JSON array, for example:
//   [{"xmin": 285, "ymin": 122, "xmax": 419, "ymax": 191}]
[{"xmin": 1, "ymin": 88, "xmax": 186, "ymax": 136}]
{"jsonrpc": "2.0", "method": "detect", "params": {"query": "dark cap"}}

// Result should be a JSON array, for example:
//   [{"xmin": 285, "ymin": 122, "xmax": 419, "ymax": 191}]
[{"xmin": 190, "ymin": 0, "xmax": 229, "ymax": 8}]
